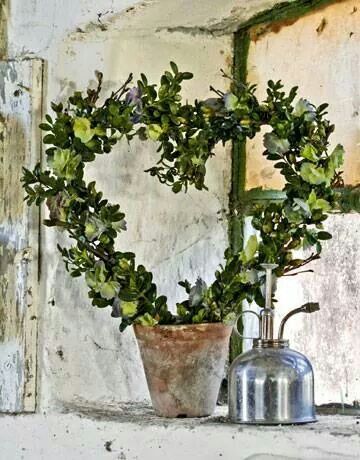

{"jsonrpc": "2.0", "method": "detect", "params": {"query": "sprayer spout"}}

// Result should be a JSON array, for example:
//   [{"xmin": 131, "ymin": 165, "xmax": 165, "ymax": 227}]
[{"xmin": 278, "ymin": 302, "xmax": 320, "ymax": 340}]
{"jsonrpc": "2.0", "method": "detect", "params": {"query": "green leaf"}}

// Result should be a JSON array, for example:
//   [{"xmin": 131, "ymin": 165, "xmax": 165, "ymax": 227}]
[
  {"xmin": 85, "ymin": 216, "xmax": 105, "ymax": 241},
  {"xmin": 306, "ymin": 190, "xmax": 331, "ymax": 212},
  {"xmin": 300, "ymin": 144, "xmax": 318, "ymax": 162},
  {"xmin": 294, "ymin": 98, "xmax": 316, "ymax": 121},
  {"xmin": 85, "ymin": 271, "xmax": 98, "ymax": 289},
  {"xmin": 85, "ymin": 261, "xmax": 107, "ymax": 292},
  {"xmin": 112, "ymin": 218, "xmax": 127, "ymax": 232},
  {"xmin": 73, "ymin": 117, "xmax": 94, "ymax": 144},
  {"xmin": 223, "ymin": 312, "xmax": 236, "ymax": 325},
  {"xmin": 39, "ymin": 123, "xmax": 52, "ymax": 131},
  {"xmin": 294, "ymin": 198, "xmax": 311, "ymax": 216},
  {"xmin": 177, "ymin": 304, "xmax": 189, "ymax": 318},
  {"xmin": 181, "ymin": 72, "xmax": 193, "ymax": 80},
  {"xmin": 49, "ymin": 149, "xmax": 81, "ymax": 180},
  {"xmin": 283, "ymin": 205, "xmax": 303, "ymax": 224},
  {"xmin": 263, "ymin": 133, "xmax": 290, "ymax": 155},
  {"xmin": 43, "ymin": 134, "xmax": 56, "ymax": 144},
  {"xmin": 243, "ymin": 235, "xmax": 258, "ymax": 263},
  {"xmin": 136, "ymin": 313, "xmax": 158, "ymax": 327},
  {"xmin": 192, "ymin": 308, "xmax": 205, "ymax": 324},
  {"xmin": 170, "ymin": 61, "xmax": 179, "ymax": 75},
  {"xmin": 224, "ymin": 93, "xmax": 239, "ymax": 111},
  {"xmin": 100, "ymin": 281, "xmax": 120, "ymax": 300},
  {"xmin": 300, "ymin": 162, "xmax": 327, "ymax": 185},
  {"xmin": 172, "ymin": 182, "xmax": 182, "ymax": 193},
  {"xmin": 147, "ymin": 124, "xmax": 163, "ymax": 141},
  {"xmin": 328, "ymin": 144, "xmax": 344, "ymax": 171},
  {"xmin": 307, "ymin": 190, "xmax": 317, "ymax": 209},
  {"xmin": 317, "ymin": 231, "xmax": 332, "ymax": 240},
  {"xmin": 121, "ymin": 301, "xmax": 138, "ymax": 317}
]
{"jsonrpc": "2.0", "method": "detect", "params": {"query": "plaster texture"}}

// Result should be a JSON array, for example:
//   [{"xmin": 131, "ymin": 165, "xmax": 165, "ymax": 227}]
[
  {"xmin": 246, "ymin": 0, "xmax": 360, "ymax": 188},
  {"xmin": 243, "ymin": 0, "xmax": 360, "ymax": 406},
  {"xmin": 0, "ymin": 403, "xmax": 360, "ymax": 460},
  {"xmin": 275, "ymin": 214, "xmax": 360, "ymax": 406},
  {"xmin": 1, "ymin": 0, "xmax": 359, "ymax": 415},
  {"xmin": 37, "ymin": 31, "xmax": 232, "ymax": 411},
  {"xmin": 3, "ymin": 0, "xmax": 242, "ymax": 411}
]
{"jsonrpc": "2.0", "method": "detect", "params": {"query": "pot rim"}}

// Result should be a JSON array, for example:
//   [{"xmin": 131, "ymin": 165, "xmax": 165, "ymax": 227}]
[{"xmin": 133, "ymin": 322, "xmax": 233, "ymax": 331}]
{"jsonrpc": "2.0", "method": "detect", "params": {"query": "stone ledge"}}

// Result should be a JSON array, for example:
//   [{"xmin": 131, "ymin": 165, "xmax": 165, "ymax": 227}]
[{"xmin": 0, "ymin": 403, "xmax": 359, "ymax": 459}]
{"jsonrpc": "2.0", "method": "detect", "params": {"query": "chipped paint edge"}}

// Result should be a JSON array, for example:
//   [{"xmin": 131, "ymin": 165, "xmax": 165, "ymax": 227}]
[{"xmin": 22, "ymin": 58, "xmax": 43, "ymax": 412}]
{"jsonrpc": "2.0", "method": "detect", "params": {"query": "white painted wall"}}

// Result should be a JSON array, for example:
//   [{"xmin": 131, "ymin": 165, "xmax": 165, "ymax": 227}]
[
  {"xmin": 6, "ymin": 0, "xmax": 236, "ymax": 411},
  {"xmin": 5, "ymin": 0, "xmax": 359, "ymax": 412},
  {"xmin": 38, "ymin": 30, "xmax": 233, "ymax": 410},
  {"xmin": 246, "ymin": 0, "xmax": 360, "ymax": 405}
]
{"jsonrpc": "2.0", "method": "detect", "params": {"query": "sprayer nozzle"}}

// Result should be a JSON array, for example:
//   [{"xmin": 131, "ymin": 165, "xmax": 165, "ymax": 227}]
[
  {"xmin": 278, "ymin": 302, "xmax": 320, "ymax": 339},
  {"xmin": 302, "ymin": 302, "xmax": 320, "ymax": 313}
]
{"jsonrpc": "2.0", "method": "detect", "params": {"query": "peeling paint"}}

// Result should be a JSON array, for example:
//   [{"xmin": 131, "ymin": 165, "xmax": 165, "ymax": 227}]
[
  {"xmin": 0, "ymin": 59, "xmax": 41, "ymax": 412},
  {"xmin": 35, "ymin": 30, "xmax": 232, "ymax": 411},
  {"xmin": 246, "ymin": 0, "xmax": 360, "ymax": 188},
  {"xmin": 0, "ymin": 0, "xmax": 7, "ymax": 59},
  {"xmin": 0, "ymin": 61, "xmax": 17, "ymax": 103}
]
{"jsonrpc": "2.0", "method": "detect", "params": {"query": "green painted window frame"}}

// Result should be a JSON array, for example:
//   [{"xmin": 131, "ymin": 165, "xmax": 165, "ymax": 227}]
[{"xmin": 229, "ymin": 0, "xmax": 359, "ymax": 360}]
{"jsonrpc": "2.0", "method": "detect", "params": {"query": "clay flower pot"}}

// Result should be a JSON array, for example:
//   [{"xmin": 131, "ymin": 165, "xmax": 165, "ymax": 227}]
[{"xmin": 134, "ymin": 323, "xmax": 232, "ymax": 417}]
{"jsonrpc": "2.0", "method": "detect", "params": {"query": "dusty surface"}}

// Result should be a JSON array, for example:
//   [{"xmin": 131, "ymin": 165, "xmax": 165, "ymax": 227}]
[{"xmin": 0, "ymin": 403, "xmax": 360, "ymax": 459}]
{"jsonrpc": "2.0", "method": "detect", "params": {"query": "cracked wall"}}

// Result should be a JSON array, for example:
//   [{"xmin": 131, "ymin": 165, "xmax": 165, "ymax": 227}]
[
  {"xmin": 4, "ymin": 0, "xmax": 358, "ymax": 412},
  {"xmin": 4, "ymin": 0, "xmax": 238, "ymax": 410},
  {"xmin": 244, "ymin": 0, "xmax": 360, "ymax": 405},
  {"xmin": 38, "ymin": 29, "xmax": 232, "ymax": 410}
]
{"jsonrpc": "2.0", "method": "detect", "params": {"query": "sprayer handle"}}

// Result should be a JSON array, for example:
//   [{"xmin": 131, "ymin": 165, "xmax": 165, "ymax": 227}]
[{"xmin": 233, "ymin": 310, "xmax": 261, "ymax": 340}]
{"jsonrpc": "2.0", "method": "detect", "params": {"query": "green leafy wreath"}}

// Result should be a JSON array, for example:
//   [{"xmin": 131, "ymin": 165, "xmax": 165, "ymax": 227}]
[{"xmin": 22, "ymin": 62, "xmax": 346, "ymax": 331}]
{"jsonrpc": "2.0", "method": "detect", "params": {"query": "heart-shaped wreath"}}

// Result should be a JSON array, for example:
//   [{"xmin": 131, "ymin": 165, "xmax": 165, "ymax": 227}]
[{"xmin": 22, "ymin": 62, "xmax": 344, "ymax": 331}]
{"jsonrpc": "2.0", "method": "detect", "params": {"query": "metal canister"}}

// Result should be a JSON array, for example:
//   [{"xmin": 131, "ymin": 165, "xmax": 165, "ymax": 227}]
[
  {"xmin": 228, "ymin": 338, "xmax": 316, "ymax": 424},
  {"xmin": 228, "ymin": 263, "xmax": 319, "ymax": 425}
]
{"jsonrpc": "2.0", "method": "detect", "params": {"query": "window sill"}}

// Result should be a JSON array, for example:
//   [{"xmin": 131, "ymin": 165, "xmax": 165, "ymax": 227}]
[{"xmin": 1, "ymin": 402, "xmax": 359, "ymax": 459}]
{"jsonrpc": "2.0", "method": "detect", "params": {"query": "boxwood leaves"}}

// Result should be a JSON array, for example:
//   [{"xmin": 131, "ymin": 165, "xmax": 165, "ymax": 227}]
[
  {"xmin": 21, "ymin": 63, "xmax": 347, "ymax": 330},
  {"xmin": 263, "ymin": 133, "xmax": 290, "ymax": 155}
]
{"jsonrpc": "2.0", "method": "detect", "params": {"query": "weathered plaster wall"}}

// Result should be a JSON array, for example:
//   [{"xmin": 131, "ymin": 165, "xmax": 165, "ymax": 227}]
[
  {"xmin": 246, "ymin": 0, "xmax": 360, "ymax": 188},
  {"xmin": 38, "ymin": 30, "xmax": 233, "ymax": 410},
  {"xmin": 4, "ymin": 0, "xmax": 358, "ymax": 413},
  {"xmin": 245, "ymin": 0, "xmax": 360, "ymax": 405},
  {"xmin": 275, "ymin": 214, "xmax": 360, "ymax": 406},
  {"xmin": 4, "ymin": 0, "xmax": 240, "ymax": 410}
]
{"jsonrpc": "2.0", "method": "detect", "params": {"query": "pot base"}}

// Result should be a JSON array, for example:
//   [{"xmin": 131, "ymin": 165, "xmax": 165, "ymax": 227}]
[{"xmin": 230, "ymin": 416, "xmax": 317, "ymax": 425}]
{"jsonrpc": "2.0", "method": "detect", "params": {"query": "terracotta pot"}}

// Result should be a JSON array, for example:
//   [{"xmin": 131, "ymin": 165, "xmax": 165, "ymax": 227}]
[{"xmin": 134, "ymin": 323, "xmax": 232, "ymax": 418}]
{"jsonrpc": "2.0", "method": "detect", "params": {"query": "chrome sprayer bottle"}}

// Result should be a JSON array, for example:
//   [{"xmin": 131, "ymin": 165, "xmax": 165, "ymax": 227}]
[{"xmin": 228, "ymin": 264, "xmax": 319, "ymax": 425}]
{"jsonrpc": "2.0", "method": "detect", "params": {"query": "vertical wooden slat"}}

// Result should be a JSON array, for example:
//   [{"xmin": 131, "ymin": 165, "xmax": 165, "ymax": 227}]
[{"xmin": 0, "ymin": 59, "xmax": 42, "ymax": 412}]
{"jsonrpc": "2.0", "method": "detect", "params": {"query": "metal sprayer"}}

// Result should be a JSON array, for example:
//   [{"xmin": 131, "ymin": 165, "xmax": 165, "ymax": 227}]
[{"xmin": 228, "ymin": 263, "xmax": 319, "ymax": 425}]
